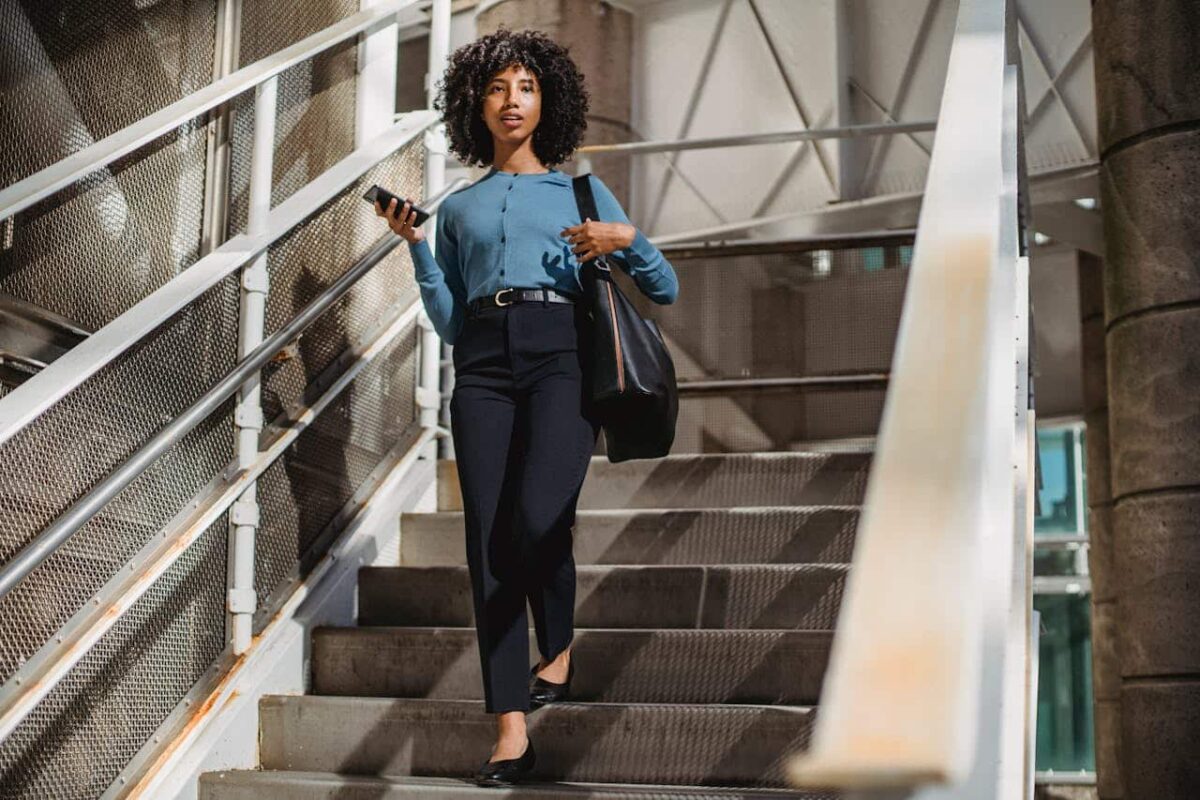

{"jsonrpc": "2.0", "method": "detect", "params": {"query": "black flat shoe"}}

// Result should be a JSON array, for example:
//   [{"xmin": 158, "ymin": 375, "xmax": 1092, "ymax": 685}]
[
  {"xmin": 474, "ymin": 736, "xmax": 535, "ymax": 786},
  {"xmin": 529, "ymin": 657, "xmax": 574, "ymax": 709}
]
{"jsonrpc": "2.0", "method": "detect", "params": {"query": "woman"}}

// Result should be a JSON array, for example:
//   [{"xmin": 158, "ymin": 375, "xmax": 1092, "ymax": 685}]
[{"xmin": 376, "ymin": 27, "xmax": 678, "ymax": 786}]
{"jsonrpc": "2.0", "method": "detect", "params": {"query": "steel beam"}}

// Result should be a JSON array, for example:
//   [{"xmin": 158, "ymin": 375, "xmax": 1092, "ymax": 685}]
[{"xmin": 577, "ymin": 120, "xmax": 937, "ymax": 157}]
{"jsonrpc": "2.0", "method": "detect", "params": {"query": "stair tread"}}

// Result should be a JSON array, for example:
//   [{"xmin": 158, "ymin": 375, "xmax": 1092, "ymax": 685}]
[
  {"xmin": 259, "ymin": 696, "xmax": 816, "ymax": 787},
  {"xmin": 400, "ymin": 507, "xmax": 860, "ymax": 567},
  {"xmin": 369, "ymin": 564, "xmax": 852, "ymax": 573},
  {"xmin": 406, "ymin": 506, "xmax": 862, "ymax": 516},
  {"xmin": 264, "ymin": 695, "xmax": 816, "ymax": 711},
  {"xmin": 439, "ymin": 452, "xmax": 872, "ymax": 511},
  {"xmin": 358, "ymin": 565, "xmax": 848, "ymax": 630},
  {"xmin": 312, "ymin": 626, "xmax": 833, "ymax": 704},
  {"xmin": 316, "ymin": 625, "xmax": 837, "ymax": 634},
  {"xmin": 581, "ymin": 451, "xmax": 868, "ymax": 464},
  {"xmin": 200, "ymin": 770, "xmax": 837, "ymax": 798}
]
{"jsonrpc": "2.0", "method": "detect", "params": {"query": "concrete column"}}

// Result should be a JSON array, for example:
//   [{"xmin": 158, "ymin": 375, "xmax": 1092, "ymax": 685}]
[
  {"xmin": 1093, "ymin": 3, "xmax": 1200, "ymax": 797},
  {"xmin": 1078, "ymin": 251, "xmax": 1122, "ymax": 800},
  {"xmin": 474, "ymin": 0, "xmax": 634, "ymax": 204}
]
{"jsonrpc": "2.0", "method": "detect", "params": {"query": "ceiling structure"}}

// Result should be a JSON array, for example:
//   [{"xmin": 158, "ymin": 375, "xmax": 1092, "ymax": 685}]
[
  {"xmin": 615, "ymin": 0, "xmax": 1099, "ymax": 251},
  {"xmin": 413, "ymin": 0, "xmax": 1100, "ymax": 252}
]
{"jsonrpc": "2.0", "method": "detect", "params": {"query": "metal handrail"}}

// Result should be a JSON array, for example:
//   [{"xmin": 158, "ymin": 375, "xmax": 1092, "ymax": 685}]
[
  {"xmin": 0, "ymin": 0, "xmax": 421, "ymax": 222},
  {"xmin": 789, "ymin": 0, "xmax": 1029, "ymax": 793},
  {"xmin": 0, "ymin": 179, "xmax": 465, "ymax": 602},
  {"xmin": 0, "ymin": 291, "xmax": 436, "ymax": 744},
  {"xmin": 574, "ymin": 120, "xmax": 937, "ymax": 157},
  {"xmin": 0, "ymin": 110, "xmax": 440, "ymax": 447}
]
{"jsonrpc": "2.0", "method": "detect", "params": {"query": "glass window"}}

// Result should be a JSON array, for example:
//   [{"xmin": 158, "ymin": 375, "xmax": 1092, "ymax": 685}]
[
  {"xmin": 863, "ymin": 247, "xmax": 885, "ymax": 272},
  {"xmin": 1035, "ymin": 594, "xmax": 1096, "ymax": 772},
  {"xmin": 1036, "ymin": 425, "xmax": 1084, "ymax": 536},
  {"xmin": 1033, "ymin": 421, "xmax": 1096, "ymax": 775}
]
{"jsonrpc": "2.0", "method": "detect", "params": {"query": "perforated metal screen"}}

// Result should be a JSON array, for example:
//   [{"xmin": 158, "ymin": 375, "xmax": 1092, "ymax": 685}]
[
  {"xmin": 0, "ymin": 1, "xmax": 428, "ymax": 796},
  {"xmin": 255, "ymin": 323, "xmax": 421, "ymax": 631},
  {"xmin": 628, "ymin": 237, "xmax": 914, "ymax": 450},
  {"xmin": 0, "ymin": 0, "xmax": 217, "ymax": 185},
  {"xmin": 0, "ymin": 0, "xmax": 218, "ymax": 332},
  {"xmin": 253, "ymin": 140, "xmax": 425, "ymax": 631},
  {"xmin": 226, "ymin": 0, "xmax": 360, "ymax": 237},
  {"xmin": 0, "ymin": 513, "xmax": 228, "ymax": 799},
  {"xmin": 0, "ymin": 278, "xmax": 241, "ymax": 686}
]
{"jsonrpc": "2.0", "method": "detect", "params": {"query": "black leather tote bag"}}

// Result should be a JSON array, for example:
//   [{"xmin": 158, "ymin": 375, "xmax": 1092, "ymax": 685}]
[{"xmin": 571, "ymin": 174, "xmax": 678, "ymax": 462}]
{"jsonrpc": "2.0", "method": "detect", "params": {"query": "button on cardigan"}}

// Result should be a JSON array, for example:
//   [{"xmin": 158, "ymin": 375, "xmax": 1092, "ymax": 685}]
[{"xmin": 406, "ymin": 167, "xmax": 679, "ymax": 344}]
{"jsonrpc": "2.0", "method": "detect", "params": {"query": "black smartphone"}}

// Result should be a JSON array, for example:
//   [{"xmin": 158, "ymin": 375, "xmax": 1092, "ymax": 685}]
[{"xmin": 363, "ymin": 185, "xmax": 430, "ymax": 227}]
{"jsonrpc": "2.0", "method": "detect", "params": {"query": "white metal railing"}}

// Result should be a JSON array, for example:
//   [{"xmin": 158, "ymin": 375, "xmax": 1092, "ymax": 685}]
[
  {"xmin": 0, "ymin": 111, "xmax": 438, "ymax": 447},
  {"xmin": 788, "ymin": 0, "xmax": 1031, "ymax": 795},
  {"xmin": 0, "ymin": 0, "xmax": 456, "ymax": 754},
  {"xmin": 0, "ymin": 1, "xmax": 419, "ymax": 221}
]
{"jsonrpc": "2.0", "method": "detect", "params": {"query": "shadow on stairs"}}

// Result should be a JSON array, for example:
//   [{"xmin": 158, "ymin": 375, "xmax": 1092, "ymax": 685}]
[{"xmin": 200, "ymin": 451, "xmax": 870, "ymax": 799}]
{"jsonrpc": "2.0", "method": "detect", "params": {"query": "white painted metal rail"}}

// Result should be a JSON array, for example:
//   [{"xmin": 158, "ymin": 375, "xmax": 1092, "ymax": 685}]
[
  {"xmin": 788, "ymin": 0, "xmax": 1031, "ymax": 794},
  {"xmin": 0, "ymin": 0, "xmax": 421, "ymax": 222},
  {"xmin": 0, "ymin": 0, "xmax": 457, "ymax": 756},
  {"xmin": 0, "ymin": 111, "xmax": 438, "ymax": 448}
]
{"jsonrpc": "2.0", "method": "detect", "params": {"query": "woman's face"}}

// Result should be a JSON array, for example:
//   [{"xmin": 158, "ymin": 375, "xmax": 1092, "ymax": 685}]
[{"xmin": 480, "ymin": 63, "xmax": 542, "ymax": 146}]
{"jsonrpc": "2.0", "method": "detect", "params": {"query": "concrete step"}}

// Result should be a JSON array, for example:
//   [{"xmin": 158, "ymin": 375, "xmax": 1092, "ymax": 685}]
[
  {"xmin": 259, "ymin": 696, "xmax": 815, "ymax": 788},
  {"xmin": 437, "ymin": 453, "xmax": 871, "ymax": 511},
  {"xmin": 400, "ymin": 507, "xmax": 859, "ymax": 567},
  {"xmin": 359, "ymin": 565, "xmax": 848, "ymax": 630},
  {"xmin": 199, "ymin": 771, "xmax": 837, "ymax": 799},
  {"xmin": 312, "ymin": 627, "xmax": 832, "ymax": 705}
]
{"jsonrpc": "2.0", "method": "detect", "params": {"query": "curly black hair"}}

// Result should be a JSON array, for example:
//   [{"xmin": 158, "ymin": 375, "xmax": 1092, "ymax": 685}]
[{"xmin": 433, "ymin": 27, "xmax": 590, "ymax": 169}]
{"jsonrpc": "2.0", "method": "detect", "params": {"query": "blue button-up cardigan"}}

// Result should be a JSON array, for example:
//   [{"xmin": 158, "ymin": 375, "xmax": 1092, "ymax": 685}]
[{"xmin": 406, "ymin": 167, "xmax": 679, "ymax": 344}]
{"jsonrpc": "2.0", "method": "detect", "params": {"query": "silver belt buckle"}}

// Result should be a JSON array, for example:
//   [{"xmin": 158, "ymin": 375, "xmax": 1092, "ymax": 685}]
[{"xmin": 494, "ymin": 288, "xmax": 515, "ymax": 307}]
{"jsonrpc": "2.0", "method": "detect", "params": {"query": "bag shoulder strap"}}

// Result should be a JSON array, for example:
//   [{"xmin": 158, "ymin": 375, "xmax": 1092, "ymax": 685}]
[
  {"xmin": 571, "ymin": 173, "xmax": 601, "ymax": 223},
  {"xmin": 572, "ymin": 173, "xmax": 619, "ymax": 277}
]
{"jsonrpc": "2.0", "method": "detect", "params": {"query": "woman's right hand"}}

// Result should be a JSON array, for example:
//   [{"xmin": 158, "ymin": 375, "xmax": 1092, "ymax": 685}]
[{"xmin": 375, "ymin": 198, "xmax": 425, "ymax": 245}]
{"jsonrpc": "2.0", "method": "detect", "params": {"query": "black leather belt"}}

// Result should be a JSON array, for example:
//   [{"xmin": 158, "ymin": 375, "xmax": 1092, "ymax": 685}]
[{"xmin": 470, "ymin": 287, "xmax": 579, "ymax": 313}]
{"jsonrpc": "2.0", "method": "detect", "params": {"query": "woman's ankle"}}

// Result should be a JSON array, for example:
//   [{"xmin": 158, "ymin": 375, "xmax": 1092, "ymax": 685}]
[
  {"xmin": 496, "ymin": 710, "xmax": 526, "ymax": 734},
  {"xmin": 534, "ymin": 650, "xmax": 571, "ymax": 683}
]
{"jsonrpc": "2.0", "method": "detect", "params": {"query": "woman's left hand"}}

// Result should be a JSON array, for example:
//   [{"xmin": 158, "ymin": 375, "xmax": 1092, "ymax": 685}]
[{"xmin": 561, "ymin": 218, "xmax": 636, "ymax": 263}]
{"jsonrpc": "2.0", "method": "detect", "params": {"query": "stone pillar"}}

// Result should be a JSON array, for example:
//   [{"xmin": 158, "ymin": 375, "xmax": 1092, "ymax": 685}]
[
  {"xmin": 1093, "ymin": 3, "xmax": 1200, "ymax": 797},
  {"xmin": 1078, "ymin": 252, "xmax": 1122, "ymax": 799},
  {"xmin": 474, "ymin": 0, "xmax": 634, "ymax": 204}
]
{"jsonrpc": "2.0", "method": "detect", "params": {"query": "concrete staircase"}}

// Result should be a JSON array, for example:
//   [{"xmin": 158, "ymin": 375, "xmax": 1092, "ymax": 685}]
[{"xmin": 200, "ymin": 451, "xmax": 869, "ymax": 798}]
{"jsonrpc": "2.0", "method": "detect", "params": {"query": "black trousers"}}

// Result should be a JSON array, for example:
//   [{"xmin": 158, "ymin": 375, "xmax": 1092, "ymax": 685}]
[{"xmin": 449, "ymin": 298, "xmax": 601, "ymax": 714}]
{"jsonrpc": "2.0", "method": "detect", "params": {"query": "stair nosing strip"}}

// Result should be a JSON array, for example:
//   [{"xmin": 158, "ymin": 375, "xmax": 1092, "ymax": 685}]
[{"xmin": 265, "ymin": 695, "xmax": 817, "ymax": 712}]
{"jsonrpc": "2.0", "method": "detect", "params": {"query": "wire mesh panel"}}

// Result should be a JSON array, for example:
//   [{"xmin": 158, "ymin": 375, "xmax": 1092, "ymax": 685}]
[
  {"xmin": 0, "ymin": 0, "xmax": 218, "ymax": 331},
  {"xmin": 225, "ymin": 0, "xmax": 359, "ymax": 236},
  {"xmin": 0, "ymin": 0, "xmax": 217, "ymax": 185},
  {"xmin": 0, "ymin": 122, "xmax": 213, "ymax": 332},
  {"xmin": 0, "ymin": 513, "xmax": 228, "ymax": 800},
  {"xmin": 260, "ymin": 143, "xmax": 424, "ymax": 420},
  {"xmin": 255, "ymin": 323, "xmax": 421, "ymax": 632},
  {"xmin": 0, "ymin": 277, "xmax": 240, "ymax": 685},
  {"xmin": 0, "ymin": 2, "xmax": 430, "ymax": 795},
  {"xmin": 253, "ymin": 141, "xmax": 426, "ymax": 631},
  {"xmin": 627, "ymin": 237, "xmax": 914, "ymax": 450}
]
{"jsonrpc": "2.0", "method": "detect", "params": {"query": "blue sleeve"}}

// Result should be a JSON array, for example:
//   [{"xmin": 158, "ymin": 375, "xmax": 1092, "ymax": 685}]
[
  {"xmin": 408, "ymin": 200, "xmax": 468, "ymax": 344},
  {"xmin": 586, "ymin": 174, "xmax": 679, "ymax": 305}
]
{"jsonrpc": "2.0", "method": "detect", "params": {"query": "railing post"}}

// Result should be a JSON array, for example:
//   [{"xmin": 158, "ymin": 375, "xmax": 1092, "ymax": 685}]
[
  {"xmin": 228, "ymin": 74, "xmax": 277, "ymax": 655},
  {"xmin": 199, "ymin": 0, "xmax": 242, "ymax": 257},
  {"xmin": 424, "ymin": 0, "xmax": 452, "ymax": 458},
  {"xmin": 416, "ymin": 311, "xmax": 441, "ymax": 458},
  {"xmin": 356, "ymin": 0, "xmax": 399, "ymax": 147}
]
